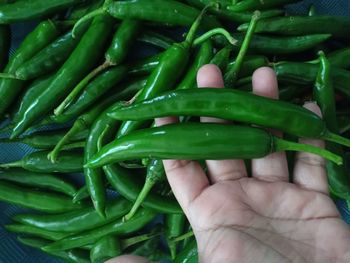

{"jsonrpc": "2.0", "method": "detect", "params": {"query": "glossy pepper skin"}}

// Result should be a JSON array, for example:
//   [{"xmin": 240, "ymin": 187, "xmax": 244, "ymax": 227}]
[
  {"xmin": 13, "ymin": 198, "xmax": 132, "ymax": 233},
  {"xmin": 108, "ymin": 88, "xmax": 328, "ymax": 139},
  {"xmin": 0, "ymin": 150, "xmax": 83, "ymax": 173},
  {"xmin": 238, "ymin": 15, "xmax": 350, "ymax": 39},
  {"xmin": 0, "ymin": 168, "xmax": 77, "ymax": 197},
  {"xmin": 11, "ymin": 15, "xmax": 115, "ymax": 138},
  {"xmin": 0, "ymin": 20, "xmax": 61, "ymax": 120},
  {"xmin": 42, "ymin": 208, "xmax": 156, "ymax": 252},
  {"xmin": 0, "ymin": 0, "xmax": 87, "ymax": 24},
  {"xmin": 313, "ymin": 52, "xmax": 350, "ymax": 202},
  {"xmin": 0, "ymin": 181, "xmax": 85, "ymax": 213},
  {"xmin": 228, "ymin": 0, "xmax": 297, "ymax": 12}
]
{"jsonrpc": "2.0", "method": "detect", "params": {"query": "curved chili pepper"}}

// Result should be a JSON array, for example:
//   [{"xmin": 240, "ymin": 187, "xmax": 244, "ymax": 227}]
[
  {"xmin": 42, "ymin": 208, "xmax": 156, "ymax": 252},
  {"xmin": 313, "ymin": 51, "xmax": 350, "ymax": 203},
  {"xmin": 0, "ymin": 20, "xmax": 62, "ymax": 120},
  {"xmin": 227, "ymin": 0, "xmax": 297, "ymax": 12},
  {"xmin": 17, "ymin": 237, "xmax": 90, "ymax": 263},
  {"xmin": 13, "ymin": 198, "xmax": 132, "ymax": 233},
  {"xmin": 238, "ymin": 15, "xmax": 350, "ymax": 39},
  {"xmin": 0, "ymin": 150, "xmax": 83, "ymax": 173},
  {"xmin": 55, "ymin": 19, "xmax": 141, "ymax": 116},
  {"xmin": 0, "ymin": 181, "xmax": 85, "ymax": 213},
  {"xmin": 107, "ymin": 88, "xmax": 350, "ymax": 147},
  {"xmin": 0, "ymin": 168, "xmax": 77, "ymax": 196},
  {"xmin": 0, "ymin": 0, "xmax": 86, "ymax": 24},
  {"xmin": 87, "ymin": 123, "xmax": 342, "ymax": 168},
  {"xmin": 0, "ymin": 25, "xmax": 10, "ymax": 70},
  {"xmin": 11, "ymin": 15, "xmax": 115, "ymax": 138}
]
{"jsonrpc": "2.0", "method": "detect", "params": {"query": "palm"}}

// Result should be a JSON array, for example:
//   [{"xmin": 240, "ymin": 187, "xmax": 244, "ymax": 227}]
[{"xmin": 188, "ymin": 178, "xmax": 350, "ymax": 263}]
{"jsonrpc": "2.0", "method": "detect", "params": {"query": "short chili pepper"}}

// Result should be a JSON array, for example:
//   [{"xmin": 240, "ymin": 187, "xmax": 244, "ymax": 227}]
[
  {"xmin": 313, "ymin": 51, "xmax": 350, "ymax": 202},
  {"xmin": 238, "ymin": 15, "xmax": 350, "ymax": 40},
  {"xmin": 17, "ymin": 236, "xmax": 90, "ymax": 263},
  {"xmin": 107, "ymin": 88, "xmax": 350, "ymax": 148},
  {"xmin": 0, "ymin": 0, "xmax": 87, "ymax": 24},
  {"xmin": 55, "ymin": 19, "xmax": 141, "ymax": 116},
  {"xmin": 13, "ymin": 198, "xmax": 132, "ymax": 233},
  {"xmin": 42, "ymin": 208, "xmax": 156, "ymax": 252},
  {"xmin": 0, "ymin": 25, "xmax": 10, "ymax": 70},
  {"xmin": 227, "ymin": 0, "xmax": 298, "ymax": 12},
  {"xmin": 87, "ymin": 123, "xmax": 342, "ymax": 168},
  {"xmin": 11, "ymin": 15, "xmax": 115, "ymax": 139},
  {"xmin": 0, "ymin": 181, "xmax": 85, "ymax": 213},
  {"xmin": 0, "ymin": 20, "xmax": 62, "ymax": 120},
  {"xmin": 0, "ymin": 150, "xmax": 83, "ymax": 173},
  {"xmin": 0, "ymin": 168, "xmax": 77, "ymax": 197}
]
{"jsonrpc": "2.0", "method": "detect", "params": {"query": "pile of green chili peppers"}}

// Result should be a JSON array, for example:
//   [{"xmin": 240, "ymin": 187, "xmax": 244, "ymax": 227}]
[{"xmin": 0, "ymin": 0, "xmax": 350, "ymax": 262}]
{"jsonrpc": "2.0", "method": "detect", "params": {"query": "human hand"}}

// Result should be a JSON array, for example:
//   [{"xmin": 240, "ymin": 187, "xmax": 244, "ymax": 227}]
[{"xmin": 109, "ymin": 65, "xmax": 350, "ymax": 263}]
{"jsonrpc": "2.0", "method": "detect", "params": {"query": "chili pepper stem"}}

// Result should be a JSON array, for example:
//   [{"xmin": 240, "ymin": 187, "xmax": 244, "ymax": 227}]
[
  {"xmin": 54, "ymin": 61, "xmax": 113, "ymax": 116},
  {"xmin": 72, "ymin": 8, "xmax": 105, "ymax": 38},
  {"xmin": 274, "ymin": 137, "xmax": 342, "ymax": 165},
  {"xmin": 324, "ymin": 131, "xmax": 350, "ymax": 148},
  {"xmin": 123, "ymin": 178, "xmax": 157, "ymax": 222},
  {"xmin": 225, "ymin": 11, "xmax": 260, "ymax": 87},
  {"xmin": 47, "ymin": 119, "xmax": 85, "ymax": 163},
  {"xmin": 172, "ymin": 230, "xmax": 194, "ymax": 243},
  {"xmin": 193, "ymin": 28, "xmax": 237, "ymax": 46}
]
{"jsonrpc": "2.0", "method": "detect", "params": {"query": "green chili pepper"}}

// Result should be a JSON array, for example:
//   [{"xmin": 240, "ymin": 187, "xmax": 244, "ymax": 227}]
[
  {"xmin": 0, "ymin": 20, "xmax": 62, "ymax": 120},
  {"xmin": 72, "ymin": 185, "xmax": 91, "ymax": 203},
  {"xmin": 14, "ymin": 29, "xmax": 86, "ymax": 80},
  {"xmin": 0, "ymin": 128, "xmax": 87, "ymax": 149},
  {"xmin": 174, "ymin": 238, "xmax": 198, "ymax": 263},
  {"xmin": 14, "ymin": 198, "xmax": 132, "ymax": 233},
  {"xmin": 225, "ymin": 11, "xmax": 260, "ymax": 87},
  {"xmin": 226, "ymin": 55, "xmax": 268, "ymax": 80},
  {"xmin": 0, "ymin": 0, "xmax": 87, "ymax": 23},
  {"xmin": 89, "ymin": 122, "xmax": 342, "ymax": 168},
  {"xmin": 123, "ymin": 158, "xmax": 166, "ymax": 221},
  {"xmin": 0, "ymin": 181, "xmax": 84, "ymax": 213},
  {"xmin": 186, "ymin": 0, "xmax": 284, "ymax": 22},
  {"xmin": 0, "ymin": 25, "xmax": 10, "ymax": 70},
  {"xmin": 328, "ymin": 47, "xmax": 350, "ymax": 69},
  {"xmin": 0, "ymin": 168, "xmax": 77, "ymax": 196},
  {"xmin": 126, "ymin": 52, "xmax": 162, "ymax": 76},
  {"xmin": 42, "ymin": 208, "xmax": 156, "ymax": 252},
  {"xmin": 137, "ymin": 30, "xmax": 174, "ymax": 50},
  {"xmin": 11, "ymin": 15, "xmax": 115, "ymax": 139},
  {"xmin": 0, "ymin": 150, "xmax": 83, "ymax": 173},
  {"xmin": 55, "ymin": 19, "xmax": 141, "ymax": 116},
  {"xmin": 90, "ymin": 235, "xmax": 122, "ymax": 263},
  {"xmin": 166, "ymin": 213, "xmax": 186, "ymax": 259},
  {"xmin": 313, "ymin": 51, "xmax": 350, "ymax": 203},
  {"xmin": 227, "ymin": 0, "xmax": 297, "ymax": 12},
  {"xmin": 107, "ymin": 88, "xmax": 350, "ymax": 148},
  {"xmin": 17, "ymin": 237, "xmax": 90, "ymax": 263},
  {"xmin": 238, "ymin": 15, "xmax": 350, "ymax": 39},
  {"xmin": 5, "ymin": 224, "xmax": 71, "ymax": 241},
  {"xmin": 209, "ymin": 45, "xmax": 232, "ymax": 72},
  {"xmin": 273, "ymin": 62, "xmax": 350, "ymax": 99}
]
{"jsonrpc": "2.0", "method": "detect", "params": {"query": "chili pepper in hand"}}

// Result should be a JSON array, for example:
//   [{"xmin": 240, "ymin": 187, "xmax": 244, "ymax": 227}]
[
  {"xmin": 17, "ymin": 237, "xmax": 90, "ymax": 263},
  {"xmin": 14, "ymin": 198, "xmax": 132, "ymax": 233},
  {"xmin": 0, "ymin": 181, "xmax": 85, "ymax": 213},
  {"xmin": 11, "ymin": 15, "xmax": 115, "ymax": 138},
  {"xmin": 0, "ymin": 150, "xmax": 83, "ymax": 173},
  {"xmin": 0, "ymin": 20, "xmax": 62, "ymax": 120},
  {"xmin": 313, "ymin": 51, "xmax": 350, "ymax": 203},
  {"xmin": 87, "ymin": 123, "xmax": 342, "ymax": 168},
  {"xmin": 0, "ymin": 168, "xmax": 77, "ymax": 196}
]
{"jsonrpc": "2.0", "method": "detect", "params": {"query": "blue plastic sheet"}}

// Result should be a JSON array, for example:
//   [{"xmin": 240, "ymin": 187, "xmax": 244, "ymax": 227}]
[{"xmin": 1, "ymin": 0, "xmax": 350, "ymax": 262}]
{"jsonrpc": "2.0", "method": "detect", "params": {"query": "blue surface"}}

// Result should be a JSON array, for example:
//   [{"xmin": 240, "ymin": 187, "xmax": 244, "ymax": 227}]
[{"xmin": 1, "ymin": 1, "xmax": 350, "ymax": 262}]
